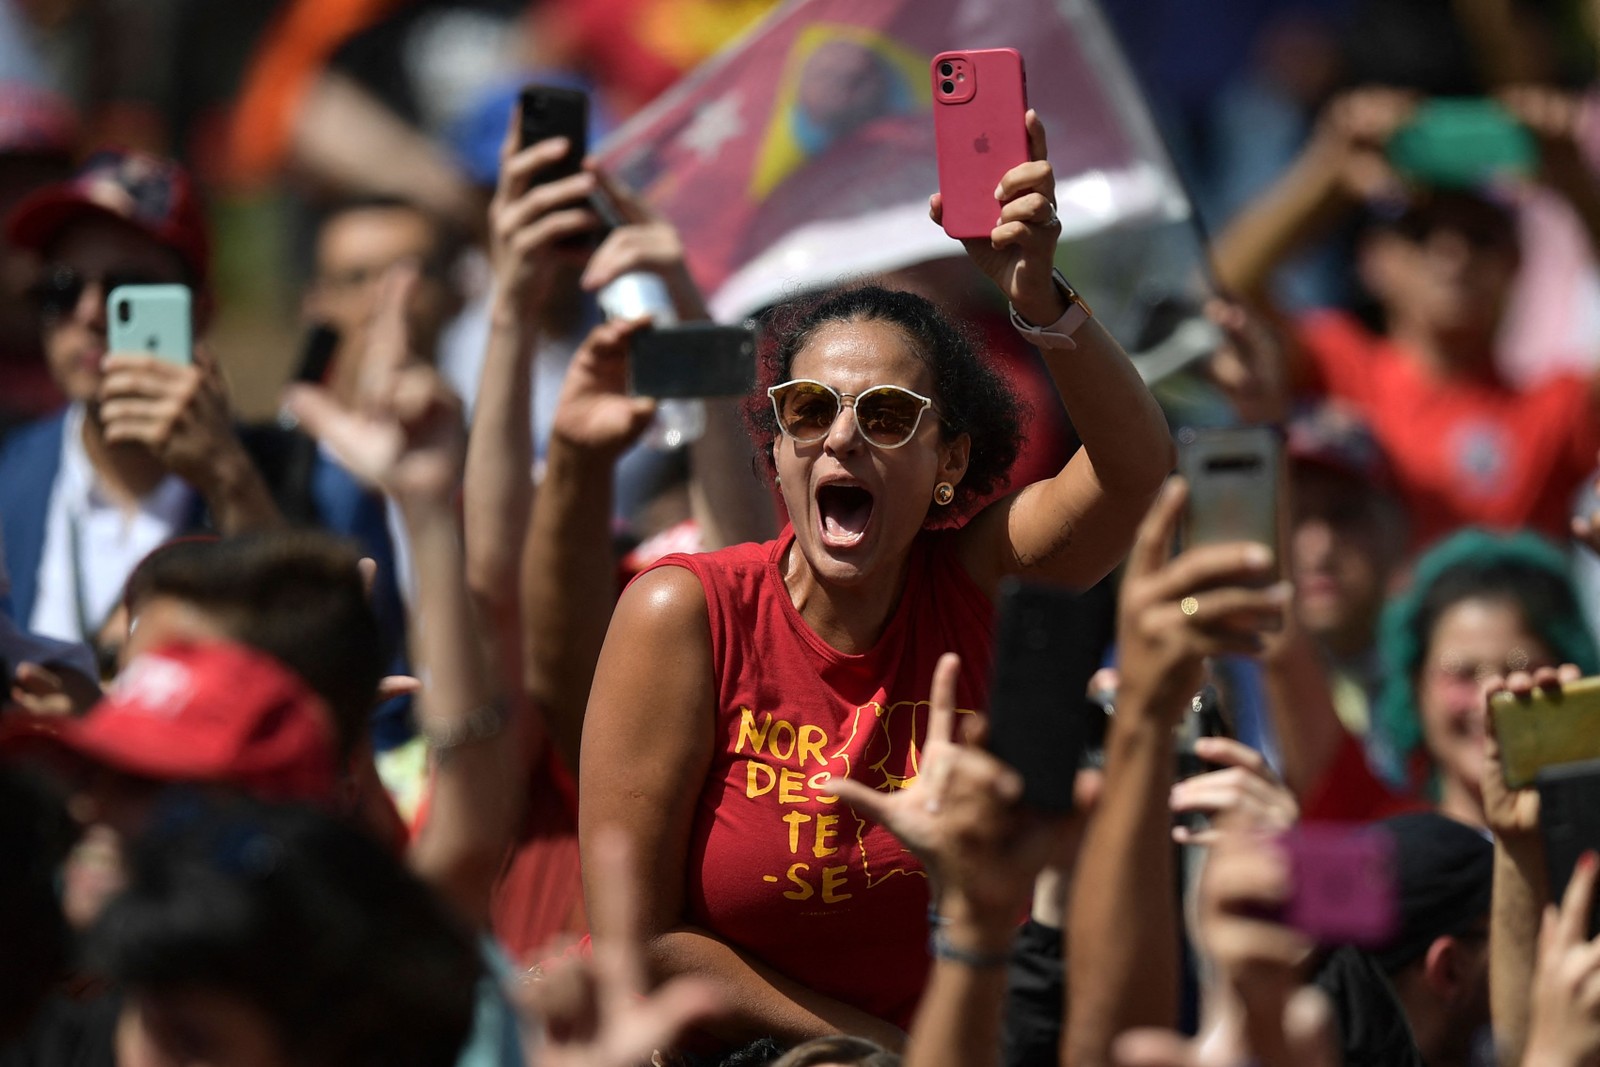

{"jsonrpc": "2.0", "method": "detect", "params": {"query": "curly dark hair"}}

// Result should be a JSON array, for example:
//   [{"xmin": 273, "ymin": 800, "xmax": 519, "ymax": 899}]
[{"xmin": 744, "ymin": 284, "xmax": 1026, "ymax": 516}]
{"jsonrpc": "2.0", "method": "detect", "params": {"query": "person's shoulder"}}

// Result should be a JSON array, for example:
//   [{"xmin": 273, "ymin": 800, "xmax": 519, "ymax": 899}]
[
  {"xmin": 616, "ymin": 561, "xmax": 712, "ymax": 629},
  {"xmin": 0, "ymin": 409, "xmax": 68, "ymax": 459}
]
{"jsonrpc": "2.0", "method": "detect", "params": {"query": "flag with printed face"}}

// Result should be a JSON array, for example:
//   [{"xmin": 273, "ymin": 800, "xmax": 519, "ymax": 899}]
[{"xmin": 596, "ymin": 0, "xmax": 1218, "ymax": 379}]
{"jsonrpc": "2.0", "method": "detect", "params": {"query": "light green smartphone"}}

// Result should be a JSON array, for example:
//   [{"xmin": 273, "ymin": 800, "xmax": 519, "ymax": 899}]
[
  {"xmin": 1491, "ymin": 677, "xmax": 1600, "ymax": 789},
  {"xmin": 1387, "ymin": 98, "xmax": 1536, "ymax": 189},
  {"xmin": 107, "ymin": 284, "xmax": 192, "ymax": 366}
]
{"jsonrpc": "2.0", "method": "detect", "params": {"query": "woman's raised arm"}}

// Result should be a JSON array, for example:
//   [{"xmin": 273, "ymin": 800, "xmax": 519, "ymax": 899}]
[{"xmin": 949, "ymin": 111, "xmax": 1173, "ymax": 595}]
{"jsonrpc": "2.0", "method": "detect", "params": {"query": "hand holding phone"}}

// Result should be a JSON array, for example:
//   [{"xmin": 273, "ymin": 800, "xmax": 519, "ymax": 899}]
[
  {"xmin": 517, "ymin": 84, "xmax": 617, "ymax": 249},
  {"xmin": 1176, "ymin": 427, "xmax": 1283, "ymax": 608},
  {"xmin": 629, "ymin": 322, "xmax": 756, "ymax": 399},
  {"xmin": 106, "ymin": 284, "xmax": 192, "ymax": 366},
  {"xmin": 931, "ymin": 48, "xmax": 1030, "ymax": 240},
  {"xmin": 1491, "ymin": 677, "xmax": 1600, "ymax": 789}
]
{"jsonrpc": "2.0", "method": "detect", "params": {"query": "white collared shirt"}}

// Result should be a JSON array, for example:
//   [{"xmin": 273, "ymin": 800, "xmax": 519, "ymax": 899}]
[{"xmin": 29, "ymin": 403, "xmax": 193, "ymax": 643}]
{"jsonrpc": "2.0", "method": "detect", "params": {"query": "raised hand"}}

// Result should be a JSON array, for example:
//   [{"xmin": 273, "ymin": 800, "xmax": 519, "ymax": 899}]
[
  {"xmin": 929, "ymin": 108, "xmax": 1063, "ymax": 327},
  {"xmin": 285, "ymin": 265, "xmax": 465, "ymax": 508},
  {"xmin": 549, "ymin": 317, "xmax": 658, "ymax": 459},
  {"xmin": 827, "ymin": 653, "xmax": 1072, "ymax": 923},
  {"xmin": 580, "ymin": 169, "xmax": 710, "ymax": 323},
  {"xmin": 521, "ymin": 829, "xmax": 720, "ymax": 1067},
  {"xmin": 1525, "ymin": 850, "xmax": 1600, "ymax": 1067},
  {"xmin": 1115, "ymin": 478, "xmax": 1289, "ymax": 724},
  {"xmin": 97, "ymin": 344, "xmax": 280, "ymax": 531},
  {"xmin": 1170, "ymin": 737, "xmax": 1299, "ymax": 846},
  {"xmin": 489, "ymin": 111, "xmax": 605, "ymax": 317},
  {"xmin": 1203, "ymin": 299, "xmax": 1290, "ymax": 427},
  {"xmin": 1310, "ymin": 86, "xmax": 1417, "ymax": 202},
  {"xmin": 1480, "ymin": 664, "xmax": 1585, "ymax": 841},
  {"xmin": 1500, "ymin": 85, "xmax": 1589, "ymax": 183}
]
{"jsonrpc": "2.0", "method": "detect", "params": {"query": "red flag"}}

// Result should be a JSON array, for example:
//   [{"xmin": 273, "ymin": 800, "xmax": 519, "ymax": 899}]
[{"xmin": 598, "ymin": 0, "xmax": 1204, "ymax": 345}]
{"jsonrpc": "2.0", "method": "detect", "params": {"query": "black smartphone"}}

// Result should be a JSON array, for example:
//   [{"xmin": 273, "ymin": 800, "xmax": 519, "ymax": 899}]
[
  {"xmin": 986, "ymin": 579, "xmax": 1098, "ymax": 813},
  {"xmin": 630, "ymin": 323, "xmax": 757, "ymax": 399},
  {"xmin": 292, "ymin": 322, "xmax": 340, "ymax": 385},
  {"xmin": 1538, "ymin": 758, "xmax": 1600, "ymax": 936},
  {"xmin": 518, "ymin": 85, "xmax": 587, "ymax": 174},
  {"xmin": 518, "ymin": 84, "xmax": 619, "ymax": 248}
]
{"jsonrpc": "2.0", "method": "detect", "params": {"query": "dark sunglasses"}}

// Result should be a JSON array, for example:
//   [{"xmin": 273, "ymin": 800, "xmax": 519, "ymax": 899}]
[
  {"xmin": 768, "ymin": 378, "xmax": 940, "ymax": 449},
  {"xmin": 27, "ymin": 266, "xmax": 168, "ymax": 318}
]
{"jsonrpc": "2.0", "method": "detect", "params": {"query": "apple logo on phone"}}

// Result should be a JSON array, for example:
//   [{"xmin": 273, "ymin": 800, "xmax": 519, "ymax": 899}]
[{"xmin": 974, "ymin": 133, "xmax": 990, "ymax": 154}]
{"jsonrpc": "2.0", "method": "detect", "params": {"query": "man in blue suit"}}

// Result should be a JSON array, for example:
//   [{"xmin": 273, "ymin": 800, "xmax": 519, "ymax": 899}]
[{"xmin": 0, "ymin": 150, "xmax": 402, "ymax": 692}]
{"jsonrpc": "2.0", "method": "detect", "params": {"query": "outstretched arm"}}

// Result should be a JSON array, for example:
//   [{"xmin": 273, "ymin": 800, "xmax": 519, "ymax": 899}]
[
  {"xmin": 830, "ymin": 654, "xmax": 1083, "ymax": 1067},
  {"xmin": 579, "ymin": 169, "xmax": 778, "ymax": 551},
  {"xmin": 950, "ymin": 110, "xmax": 1173, "ymax": 594},
  {"xmin": 465, "ymin": 108, "xmax": 609, "ymax": 773},
  {"xmin": 1065, "ymin": 479, "xmax": 1287, "ymax": 1067},
  {"xmin": 1481, "ymin": 665, "xmax": 1584, "ymax": 1065},
  {"xmin": 522, "ymin": 318, "xmax": 657, "ymax": 772},
  {"xmin": 1210, "ymin": 88, "xmax": 1415, "ymax": 309},
  {"xmin": 289, "ymin": 268, "xmax": 514, "ymax": 927}
]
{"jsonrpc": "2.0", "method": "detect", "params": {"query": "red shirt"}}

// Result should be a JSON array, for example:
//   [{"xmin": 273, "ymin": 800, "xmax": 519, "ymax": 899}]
[
  {"xmin": 490, "ymin": 744, "xmax": 587, "ymax": 962},
  {"xmin": 649, "ymin": 527, "xmax": 995, "ymax": 1029},
  {"xmin": 1299, "ymin": 732, "xmax": 1427, "ymax": 824},
  {"xmin": 1296, "ymin": 310, "xmax": 1600, "ymax": 548}
]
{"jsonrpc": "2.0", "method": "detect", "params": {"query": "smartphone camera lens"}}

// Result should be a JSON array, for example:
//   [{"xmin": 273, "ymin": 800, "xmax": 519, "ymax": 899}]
[
  {"xmin": 941, "ymin": 79, "xmax": 955, "ymax": 94},
  {"xmin": 939, "ymin": 61, "xmax": 954, "ymax": 77},
  {"xmin": 116, "ymin": 299, "xmax": 131, "ymax": 324}
]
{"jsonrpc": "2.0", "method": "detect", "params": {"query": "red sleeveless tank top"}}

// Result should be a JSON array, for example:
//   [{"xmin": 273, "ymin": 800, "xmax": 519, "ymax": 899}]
[{"xmin": 646, "ymin": 526, "xmax": 995, "ymax": 1029}]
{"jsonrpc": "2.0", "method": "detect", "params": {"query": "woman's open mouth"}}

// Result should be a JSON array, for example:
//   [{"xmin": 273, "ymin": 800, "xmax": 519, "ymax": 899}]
[{"xmin": 816, "ymin": 483, "xmax": 875, "ymax": 549}]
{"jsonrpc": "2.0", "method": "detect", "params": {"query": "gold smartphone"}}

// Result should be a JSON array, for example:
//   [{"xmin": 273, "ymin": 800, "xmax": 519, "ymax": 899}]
[{"xmin": 1491, "ymin": 677, "xmax": 1600, "ymax": 789}]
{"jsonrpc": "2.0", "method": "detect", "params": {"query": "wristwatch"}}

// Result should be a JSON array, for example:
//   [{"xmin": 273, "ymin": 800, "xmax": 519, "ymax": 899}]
[{"xmin": 1009, "ymin": 268, "xmax": 1092, "ymax": 350}]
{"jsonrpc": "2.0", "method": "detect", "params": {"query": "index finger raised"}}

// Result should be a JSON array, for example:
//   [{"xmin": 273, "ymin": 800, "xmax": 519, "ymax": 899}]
[{"xmin": 1127, "ymin": 477, "xmax": 1186, "ymax": 582}]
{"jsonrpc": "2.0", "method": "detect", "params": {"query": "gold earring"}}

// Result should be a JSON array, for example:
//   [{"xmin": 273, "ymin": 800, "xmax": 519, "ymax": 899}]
[
  {"xmin": 775, "ymin": 474, "xmax": 782, "ymax": 488},
  {"xmin": 934, "ymin": 482, "xmax": 955, "ymax": 506}
]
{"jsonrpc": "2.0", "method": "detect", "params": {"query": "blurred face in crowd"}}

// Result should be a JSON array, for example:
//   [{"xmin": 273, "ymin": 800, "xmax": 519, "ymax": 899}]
[
  {"xmin": 304, "ymin": 203, "xmax": 457, "ymax": 401},
  {"xmin": 772, "ymin": 317, "xmax": 968, "ymax": 589},
  {"xmin": 118, "ymin": 989, "xmax": 292, "ymax": 1067},
  {"xmin": 1290, "ymin": 464, "xmax": 1400, "ymax": 657},
  {"xmin": 1360, "ymin": 196, "xmax": 1520, "ymax": 349},
  {"xmin": 1416, "ymin": 597, "xmax": 1552, "ymax": 799},
  {"xmin": 39, "ymin": 216, "xmax": 188, "ymax": 404}
]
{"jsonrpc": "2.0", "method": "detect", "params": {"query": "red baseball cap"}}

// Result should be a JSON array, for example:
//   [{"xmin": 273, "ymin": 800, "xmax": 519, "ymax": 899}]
[
  {"xmin": 5, "ymin": 148, "xmax": 209, "ymax": 284},
  {"xmin": 1, "ymin": 640, "xmax": 338, "ymax": 804}
]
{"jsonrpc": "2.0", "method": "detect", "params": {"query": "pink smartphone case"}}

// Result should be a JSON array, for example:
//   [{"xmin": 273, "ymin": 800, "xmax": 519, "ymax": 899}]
[{"xmin": 932, "ymin": 48, "xmax": 1030, "ymax": 240}]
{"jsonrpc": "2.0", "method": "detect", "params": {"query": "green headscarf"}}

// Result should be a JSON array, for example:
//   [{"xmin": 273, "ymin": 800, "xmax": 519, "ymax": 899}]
[{"xmin": 1373, "ymin": 528, "xmax": 1600, "ymax": 787}]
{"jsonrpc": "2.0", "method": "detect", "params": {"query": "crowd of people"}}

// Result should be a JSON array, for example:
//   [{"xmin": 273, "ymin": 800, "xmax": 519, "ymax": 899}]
[{"xmin": 12, "ymin": 1, "xmax": 1600, "ymax": 1067}]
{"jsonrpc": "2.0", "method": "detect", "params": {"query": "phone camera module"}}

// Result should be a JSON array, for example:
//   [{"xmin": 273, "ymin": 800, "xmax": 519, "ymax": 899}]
[
  {"xmin": 939, "ymin": 61, "xmax": 954, "ymax": 77},
  {"xmin": 940, "ymin": 79, "xmax": 955, "ymax": 95},
  {"xmin": 116, "ymin": 299, "xmax": 131, "ymax": 324}
]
